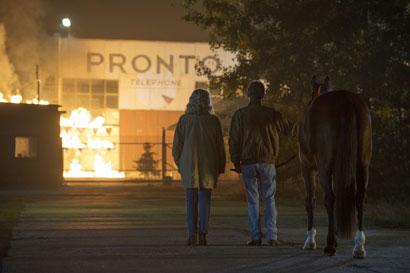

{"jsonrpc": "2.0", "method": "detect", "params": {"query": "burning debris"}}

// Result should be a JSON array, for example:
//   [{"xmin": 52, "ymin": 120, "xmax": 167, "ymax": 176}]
[
  {"xmin": 60, "ymin": 107, "xmax": 124, "ymax": 179},
  {"xmin": 63, "ymin": 155, "xmax": 124, "ymax": 179},
  {"xmin": 0, "ymin": 91, "xmax": 48, "ymax": 105}
]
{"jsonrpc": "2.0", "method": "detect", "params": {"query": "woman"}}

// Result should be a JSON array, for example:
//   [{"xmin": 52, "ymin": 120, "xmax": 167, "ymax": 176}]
[{"xmin": 172, "ymin": 89, "xmax": 226, "ymax": 246}]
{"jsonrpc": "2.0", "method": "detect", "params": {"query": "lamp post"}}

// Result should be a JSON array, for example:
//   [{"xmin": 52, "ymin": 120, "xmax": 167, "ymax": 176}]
[
  {"xmin": 61, "ymin": 17, "xmax": 71, "ymax": 38},
  {"xmin": 58, "ymin": 17, "xmax": 71, "ymax": 105}
]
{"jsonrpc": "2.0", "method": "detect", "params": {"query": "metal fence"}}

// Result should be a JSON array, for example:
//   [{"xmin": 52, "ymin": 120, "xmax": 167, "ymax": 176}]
[
  {"xmin": 118, "ymin": 129, "xmax": 177, "ymax": 182},
  {"xmin": 63, "ymin": 128, "xmax": 239, "ymax": 182}
]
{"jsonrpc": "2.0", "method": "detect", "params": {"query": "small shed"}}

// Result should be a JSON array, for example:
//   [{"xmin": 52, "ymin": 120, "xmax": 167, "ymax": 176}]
[{"xmin": 0, "ymin": 103, "xmax": 63, "ymax": 189}]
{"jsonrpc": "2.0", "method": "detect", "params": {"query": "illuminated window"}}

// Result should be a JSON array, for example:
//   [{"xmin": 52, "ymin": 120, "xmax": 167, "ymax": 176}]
[
  {"xmin": 14, "ymin": 137, "xmax": 37, "ymax": 158},
  {"xmin": 78, "ymin": 79, "xmax": 90, "ymax": 93},
  {"xmin": 106, "ymin": 96, "xmax": 118, "ymax": 109},
  {"xmin": 62, "ymin": 78, "xmax": 75, "ymax": 93},
  {"xmin": 61, "ymin": 79, "xmax": 119, "ymax": 109},
  {"xmin": 106, "ymin": 80, "xmax": 119, "ymax": 93},
  {"xmin": 62, "ymin": 79, "xmax": 76, "ymax": 108}
]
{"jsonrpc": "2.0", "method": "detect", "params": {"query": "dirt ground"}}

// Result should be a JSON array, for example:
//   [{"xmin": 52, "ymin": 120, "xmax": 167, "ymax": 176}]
[{"xmin": 1, "ymin": 183, "xmax": 410, "ymax": 273}]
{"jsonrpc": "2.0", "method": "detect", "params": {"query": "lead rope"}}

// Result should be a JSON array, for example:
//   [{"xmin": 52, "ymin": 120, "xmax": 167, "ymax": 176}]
[{"xmin": 276, "ymin": 154, "xmax": 297, "ymax": 168}]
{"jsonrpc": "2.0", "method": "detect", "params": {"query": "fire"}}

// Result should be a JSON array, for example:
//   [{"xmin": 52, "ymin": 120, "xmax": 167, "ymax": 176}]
[
  {"xmin": 0, "ymin": 92, "xmax": 49, "ymax": 105},
  {"xmin": 60, "ymin": 128, "xmax": 85, "ymax": 149},
  {"xmin": 10, "ymin": 94, "xmax": 22, "ymax": 103},
  {"xmin": 0, "ymin": 92, "xmax": 6, "ymax": 102},
  {"xmin": 26, "ymin": 98, "xmax": 50, "ymax": 105},
  {"xmin": 63, "ymin": 156, "xmax": 125, "ymax": 178},
  {"xmin": 60, "ymin": 108, "xmax": 114, "ymax": 150},
  {"xmin": 93, "ymin": 155, "xmax": 124, "ymax": 178},
  {"xmin": 87, "ymin": 138, "xmax": 114, "ymax": 150},
  {"xmin": 63, "ymin": 159, "xmax": 93, "ymax": 178},
  {"xmin": 61, "ymin": 107, "xmax": 124, "ymax": 179}
]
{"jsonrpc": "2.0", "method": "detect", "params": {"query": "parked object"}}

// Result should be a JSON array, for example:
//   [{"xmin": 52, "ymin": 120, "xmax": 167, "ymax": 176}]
[{"xmin": 0, "ymin": 103, "xmax": 63, "ymax": 189}]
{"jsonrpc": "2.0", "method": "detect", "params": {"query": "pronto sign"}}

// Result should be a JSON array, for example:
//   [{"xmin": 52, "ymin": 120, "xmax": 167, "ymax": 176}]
[
  {"xmin": 87, "ymin": 52, "xmax": 221, "ymax": 74},
  {"xmin": 59, "ymin": 38, "xmax": 234, "ymax": 111}
]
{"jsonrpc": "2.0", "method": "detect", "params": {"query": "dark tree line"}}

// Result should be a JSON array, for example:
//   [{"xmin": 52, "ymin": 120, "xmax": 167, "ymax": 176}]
[{"xmin": 183, "ymin": 0, "xmax": 410, "ymax": 198}]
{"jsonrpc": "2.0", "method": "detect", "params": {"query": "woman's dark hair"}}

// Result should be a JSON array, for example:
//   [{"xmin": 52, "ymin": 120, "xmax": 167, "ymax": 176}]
[{"xmin": 186, "ymin": 89, "xmax": 212, "ymax": 115}]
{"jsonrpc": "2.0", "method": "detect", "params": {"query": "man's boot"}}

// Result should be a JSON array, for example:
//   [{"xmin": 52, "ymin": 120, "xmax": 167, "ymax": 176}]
[
  {"xmin": 199, "ymin": 233, "xmax": 207, "ymax": 246},
  {"xmin": 186, "ymin": 235, "xmax": 197, "ymax": 246}
]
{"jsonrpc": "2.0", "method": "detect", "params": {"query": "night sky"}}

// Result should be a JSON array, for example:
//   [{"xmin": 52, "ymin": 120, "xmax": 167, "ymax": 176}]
[{"xmin": 46, "ymin": 0, "xmax": 208, "ymax": 42}]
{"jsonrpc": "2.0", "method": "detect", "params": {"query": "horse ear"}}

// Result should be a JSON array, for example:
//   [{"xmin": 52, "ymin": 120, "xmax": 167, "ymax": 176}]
[
  {"xmin": 311, "ymin": 75, "xmax": 320, "ymax": 99},
  {"xmin": 311, "ymin": 75, "xmax": 317, "ymax": 83},
  {"xmin": 311, "ymin": 75, "xmax": 317, "ymax": 90}
]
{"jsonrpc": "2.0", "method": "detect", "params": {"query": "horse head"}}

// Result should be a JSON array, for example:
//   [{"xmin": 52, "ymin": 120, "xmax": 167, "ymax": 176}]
[{"xmin": 310, "ymin": 75, "xmax": 330, "ymax": 101}]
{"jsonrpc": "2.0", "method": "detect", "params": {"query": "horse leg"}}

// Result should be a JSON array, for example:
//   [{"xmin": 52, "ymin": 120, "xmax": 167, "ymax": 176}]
[
  {"xmin": 302, "ymin": 167, "xmax": 317, "ymax": 250},
  {"xmin": 353, "ymin": 163, "xmax": 368, "ymax": 259},
  {"xmin": 320, "ymin": 169, "xmax": 337, "ymax": 256}
]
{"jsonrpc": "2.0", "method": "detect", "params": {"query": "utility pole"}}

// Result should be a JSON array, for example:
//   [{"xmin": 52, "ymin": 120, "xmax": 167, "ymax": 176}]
[
  {"xmin": 161, "ymin": 127, "xmax": 166, "ymax": 183},
  {"xmin": 36, "ymin": 64, "xmax": 40, "ymax": 101}
]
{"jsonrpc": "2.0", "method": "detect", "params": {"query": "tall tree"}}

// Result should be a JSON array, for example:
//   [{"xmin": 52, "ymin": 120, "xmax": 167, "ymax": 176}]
[{"xmin": 134, "ymin": 143, "xmax": 160, "ymax": 178}]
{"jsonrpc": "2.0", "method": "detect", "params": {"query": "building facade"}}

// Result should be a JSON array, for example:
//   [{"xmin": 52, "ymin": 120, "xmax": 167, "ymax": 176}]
[{"xmin": 52, "ymin": 37, "xmax": 236, "ymax": 180}]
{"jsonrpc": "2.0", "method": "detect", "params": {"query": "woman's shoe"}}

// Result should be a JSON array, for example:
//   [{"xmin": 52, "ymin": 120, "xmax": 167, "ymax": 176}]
[
  {"xmin": 186, "ymin": 235, "xmax": 196, "ymax": 246},
  {"xmin": 247, "ymin": 239, "xmax": 262, "ymax": 246},
  {"xmin": 267, "ymin": 239, "xmax": 280, "ymax": 246},
  {"xmin": 199, "ymin": 233, "xmax": 207, "ymax": 246}
]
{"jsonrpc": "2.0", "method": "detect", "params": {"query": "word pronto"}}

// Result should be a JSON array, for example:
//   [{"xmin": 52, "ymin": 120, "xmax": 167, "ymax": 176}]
[{"xmin": 87, "ymin": 52, "xmax": 221, "ymax": 75}]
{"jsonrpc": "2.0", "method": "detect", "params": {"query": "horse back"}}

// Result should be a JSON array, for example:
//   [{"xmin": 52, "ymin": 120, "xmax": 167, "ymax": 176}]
[{"xmin": 299, "ymin": 90, "xmax": 371, "ymax": 168}]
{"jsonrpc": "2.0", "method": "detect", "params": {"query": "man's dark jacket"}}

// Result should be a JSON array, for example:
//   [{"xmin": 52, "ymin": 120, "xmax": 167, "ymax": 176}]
[{"xmin": 229, "ymin": 101, "xmax": 292, "ymax": 165}]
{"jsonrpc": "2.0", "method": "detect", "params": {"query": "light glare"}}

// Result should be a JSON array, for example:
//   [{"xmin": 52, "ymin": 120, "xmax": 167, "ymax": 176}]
[{"xmin": 62, "ymin": 17, "xmax": 71, "ymax": 28}]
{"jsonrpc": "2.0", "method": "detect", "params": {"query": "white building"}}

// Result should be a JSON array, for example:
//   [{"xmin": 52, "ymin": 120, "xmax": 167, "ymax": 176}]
[{"xmin": 56, "ymin": 37, "xmax": 235, "ymax": 179}]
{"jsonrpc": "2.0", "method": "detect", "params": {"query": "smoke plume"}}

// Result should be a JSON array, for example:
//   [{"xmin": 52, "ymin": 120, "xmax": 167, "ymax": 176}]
[
  {"xmin": 0, "ymin": 0, "xmax": 53, "ymax": 99},
  {"xmin": 0, "ymin": 24, "xmax": 19, "ymax": 95}
]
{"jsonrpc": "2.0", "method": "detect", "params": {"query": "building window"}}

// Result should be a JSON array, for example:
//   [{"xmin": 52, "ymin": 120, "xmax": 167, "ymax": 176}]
[
  {"xmin": 15, "ymin": 137, "xmax": 37, "ymax": 158},
  {"xmin": 61, "ymin": 79, "xmax": 119, "ymax": 109}
]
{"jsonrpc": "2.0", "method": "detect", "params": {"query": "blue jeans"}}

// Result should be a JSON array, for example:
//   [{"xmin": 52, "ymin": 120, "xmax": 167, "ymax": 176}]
[
  {"xmin": 241, "ymin": 163, "xmax": 278, "ymax": 241},
  {"xmin": 186, "ymin": 188, "xmax": 212, "ymax": 237}
]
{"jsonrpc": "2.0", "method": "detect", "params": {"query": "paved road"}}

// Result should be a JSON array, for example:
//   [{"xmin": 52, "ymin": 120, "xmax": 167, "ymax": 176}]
[{"xmin": 2, "ymin": 184, "xmax": 410, "ymax": 273}]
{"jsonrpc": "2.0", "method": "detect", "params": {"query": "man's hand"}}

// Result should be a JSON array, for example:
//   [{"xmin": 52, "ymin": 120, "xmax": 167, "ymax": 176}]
[
  {"xmin": 291, "ymin": 123, "xmax": 299, "ymax": 138},
  {"xmin": 232, "ymin": 163, "xmax": 241, "ymax": 173}
]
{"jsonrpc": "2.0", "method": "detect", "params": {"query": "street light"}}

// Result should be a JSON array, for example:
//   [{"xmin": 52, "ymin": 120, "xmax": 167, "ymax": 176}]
[
  {"xmin": 61, "ymin": 17, "xmax": 71, "ymax": 28},
  {"xmin": 58, "ymin": 17, "xmax": 72, "ymax": 106}
]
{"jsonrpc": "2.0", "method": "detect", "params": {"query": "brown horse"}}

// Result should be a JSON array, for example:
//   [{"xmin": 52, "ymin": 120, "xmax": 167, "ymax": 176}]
[{"xmin": 298, "ymin": 76, "xmax": 372, "ymax": 258}]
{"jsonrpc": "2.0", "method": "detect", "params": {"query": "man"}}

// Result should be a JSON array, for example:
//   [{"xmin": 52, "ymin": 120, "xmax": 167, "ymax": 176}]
[{"xmin": 229, "ymin": 80, "xmax": 292, "ymax": 246}]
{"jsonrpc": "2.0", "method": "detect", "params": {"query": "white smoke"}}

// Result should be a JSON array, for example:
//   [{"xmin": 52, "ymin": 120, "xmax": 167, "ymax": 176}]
[
  {"xmin": 0, "ymin": 24, "xmax": 19, "ymax": 95},
  {"xmin": 0, "ymin": 0, "xmax": 53, "ymax": 99}
]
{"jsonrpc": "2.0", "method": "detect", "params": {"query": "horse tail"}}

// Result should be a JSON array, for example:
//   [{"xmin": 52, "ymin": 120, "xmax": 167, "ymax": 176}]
[{"xmin": 334, "ymin": 107, "xmax": 357, "ymax": 239}]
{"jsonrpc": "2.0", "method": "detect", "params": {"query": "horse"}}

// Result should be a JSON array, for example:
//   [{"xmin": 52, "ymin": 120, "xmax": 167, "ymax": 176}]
[{"xmin": 298, "ymin": 76, "xmax": 372, "ymax": 258}]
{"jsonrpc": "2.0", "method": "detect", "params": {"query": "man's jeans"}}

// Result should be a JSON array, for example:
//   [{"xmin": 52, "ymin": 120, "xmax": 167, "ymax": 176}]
[
  {"xmin": 186, "ymin": 188, "xmax": 212, "ymax": 237},
  {"xmin": 241, "ymin": 163, "xmax": 278, "ymax": 241}
]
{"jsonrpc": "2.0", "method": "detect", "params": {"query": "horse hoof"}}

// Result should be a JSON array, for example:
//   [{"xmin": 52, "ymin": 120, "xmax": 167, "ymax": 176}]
[
  {"xmin": 353, "ymin": 230, "xmax": 366, "ymax": 259},
  {"xmin": 324, "ymin": 246, "xmax": 336, "ymax": 256},
  {"xmin": 303, "ymin": 228, "xmax": 317, "ymax": 250},
  {"xmin": 302, "ymin": 241, "xmax": 317, "ymax": 250},
  {"xmin": 353, "ymin": 248, "xmax": 366, "ymax": 259}
]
